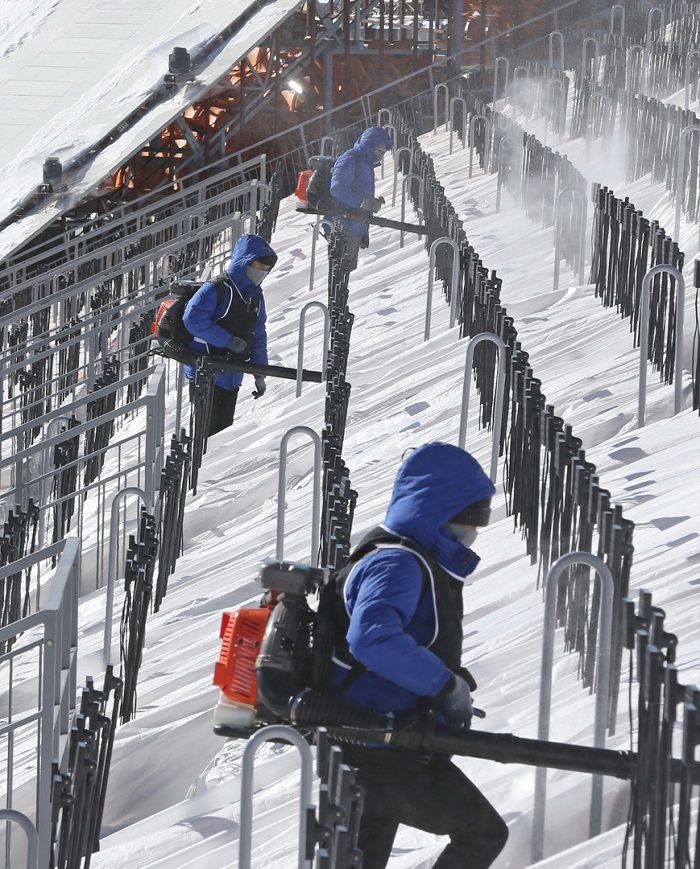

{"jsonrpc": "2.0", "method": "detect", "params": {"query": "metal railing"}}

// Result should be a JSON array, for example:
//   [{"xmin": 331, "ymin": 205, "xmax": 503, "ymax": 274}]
[
  {"xmin": 0, "ymin": 366, "xmax": 165, "ymax": 594},
  {"xmin": 0, "ymin": 538, "xmax": 80, "ymax": 869}
]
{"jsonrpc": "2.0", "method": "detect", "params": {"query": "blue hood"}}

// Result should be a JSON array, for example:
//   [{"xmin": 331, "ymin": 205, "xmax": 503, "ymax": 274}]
[
  {"xmin": 354, "ymin": 125, "xmax": 393, "ymax": 165},
  {"xmin": 225, "ymin": 233, "xmax": 277, "ymax": 296},
  {"xmin": 384, "ymin": 443, "xmax": 496, "ymax": 576}
]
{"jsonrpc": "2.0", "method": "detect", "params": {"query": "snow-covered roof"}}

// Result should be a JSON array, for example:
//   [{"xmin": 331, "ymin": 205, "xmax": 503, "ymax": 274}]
[{"xmin": 0, "ymin": 0, "xmax": 301, "ymax": 261}]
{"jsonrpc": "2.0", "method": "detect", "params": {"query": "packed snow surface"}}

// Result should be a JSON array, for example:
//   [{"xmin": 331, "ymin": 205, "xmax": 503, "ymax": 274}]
[{"xmin": 57, "ymin": 109, "xmax": 700, "ymax": 868}]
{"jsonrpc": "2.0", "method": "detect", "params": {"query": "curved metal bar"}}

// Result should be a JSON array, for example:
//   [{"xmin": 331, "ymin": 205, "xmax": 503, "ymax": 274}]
[
  {"xmin": 492, "ymin": 56, "xmax": 510, "ymax": 105},
  {"xmin": 0, "ymin": 810, "xmax": 38, "ymax": 869},
  {"xmin": 297, "ymin": 302, "xmax": 330, "ymax": 397},
  {"xmin": 468, "ymin": 114, "xmax": 489, "ymax": 179},
  {"xmin": 320, "ymin": 136, "xmax": 334, "ymax": 157},
  {"xmin": 377, "ymin": 108, "xmax": 392, "ymax": 127},
  {"xmin": 532, "ymin": 552, "xmax": 615, "ymax": 861},
  {"xmin": 553, "ymin": 185, "xmax": 588, "ymax": 291},
  {"xmin": 381, "ymin": 122, "xmax": 397, "ymax": 152},
  {"xmin": 646, "ymin": 6, "xmax": 665, "ymax": 41},
  {"xmin": 625, "ymin": 44, "xmax": 645, "ymax": 91},
  {"xmin": 510, "ymin": 65, "xmax": 529, "ymax": 109},
  {"xmin": 458, "ymin": 332, "xmax": 506, "ymax": 482},
  {"xmin": 638, "ymin": 264, "xmax": 686, "ymax": 427},
  {"xmin": 433, "ymin": 83, "xmax": 450, "ymax": 134},
  {"xmin": 645, "ymin": 8, "xmax": 666, "ymax": 93},
  {"xmin": 684, "ymin": 49, "xmax": 700, "ymax": 110},
  {"xmin": 610, "ymin": 4, "xmax": 625, "ymax": 35},
  {"xmin": 392, "ymin": 145, "xmax": 415, "ymax": 206},
  {"xmin": 380, "ymin": 122, "xmax": 397, "ymax": 179},
  {"xmin": 582, "ymin": 37, "xmax": 600, "ymax": 82},
  {"xmin": 548, "ymin": 31, "xmax": 564, "ymax": 71},
  {"xmin": 424, "ymin": 236, "xmax": 460, "ymax": 340},
  {"xmin": 401, "ymin": 172, "xmax": 424, "ymax": 248},
  {"xmin": 276, "ymin": 426, "xmax": 322, "ymax": 565},
  {"xmin": 239, "ymin": 725, "xmax": 314, "ymax": 869},
  {"xmin": 103, "ymin": 486, "xmax": 151, "ymax": 667},
  {"xmin": 449, "ymin": 96, "xmax": 468, "ymax": 155},
  {"xmin": 674, "ymin": 124, "xmax": 700, "ymax": 241}
]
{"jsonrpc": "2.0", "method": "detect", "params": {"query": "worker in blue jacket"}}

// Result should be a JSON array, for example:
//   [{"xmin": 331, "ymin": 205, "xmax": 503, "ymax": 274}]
[
  {"xmin": 183, "ymin": 233, "xmax": 277, "ymax": 436},
  {"xmin": 329, "ymin": 125, "xmax": 393, "ymax": 270},
  {"xmin": 332, "ymin": 442, "xmax": 508, "ymax": 868}
]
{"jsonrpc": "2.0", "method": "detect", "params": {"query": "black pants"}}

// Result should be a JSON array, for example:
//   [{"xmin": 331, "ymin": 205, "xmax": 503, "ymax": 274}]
[
  {"xmin": 340, "ymin": 746, "xmax": 508, "ymax": 869},
  {"xmin": 344, "ymin": 233, "xmax": 362, "ymax": 271},
  {"xmin": 189, "ymin": 382, "xmax": 238, "ymax": 436}
]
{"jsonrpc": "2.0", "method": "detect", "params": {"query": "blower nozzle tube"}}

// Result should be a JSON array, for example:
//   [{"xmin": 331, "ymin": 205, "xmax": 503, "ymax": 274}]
[{"xmin": 154, "ymin": 340, "xmax": 323, "ymax": 382}]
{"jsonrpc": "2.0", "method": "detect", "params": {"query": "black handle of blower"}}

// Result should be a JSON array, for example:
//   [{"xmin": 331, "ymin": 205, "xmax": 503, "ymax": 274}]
[
  {"xmin": 327, "ymin": 724, "xmax": 637, "ymax": 781},
  {"xmin": 151, "ymin": 341, "xmax": 323, "ymax": 383},
  {"xmin": 295, "ymin": 204, "xmax": 427, "ymax": 236}
]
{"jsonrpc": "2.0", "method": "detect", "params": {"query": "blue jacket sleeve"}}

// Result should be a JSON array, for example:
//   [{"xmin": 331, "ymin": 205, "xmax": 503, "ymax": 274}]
[
  {"xmin": 345, "ymin": 550, "xmax": 453, "ymax": 697},
  {"xmin": 183, "ymin": 282, "xmax": 231, "ymax": 349},
  {"xmin": 250, "ymin": 296, "xmax": 268, "ymax": 365},
  {"xmin": 330, "ymin": 151, "xmax": 362, "ymax": 209}
]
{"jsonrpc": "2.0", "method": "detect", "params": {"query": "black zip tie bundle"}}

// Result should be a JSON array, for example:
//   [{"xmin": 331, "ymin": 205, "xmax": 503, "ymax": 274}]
[
  {"xmin": 49, "ymin": 667, "xmax": 123, "ymax": 869},
  {"xmin": 620, "ymin": 592, "xmax": 700, "ymax": 867},
  {"xmin": 0, "ymin": 499, "xmax": 40, "ymax": 652},
  {"xmin": 126, "ymin": 312, "xmax": 154, "ymax": 402},
  {"xmin": 55, "ymin": 319, "xmax": 82, "ymax": 403},
  {"xmin": 456, "ymin": 88, "xmax": 587, "ymax": 270},
  {"xmin": 320, "ymin": 229, "xmax": 357, "ymax": 570},
  {"xmin": 154, "ymin": 431, "xmax": 190, "ymax": 612},
  {"xmin": 188, "ymin": 356, "xmax": 216, "ymax": 495},
  {"xmin": 119, "ymin": 509, "xmax": 159, "ymax": 724},
  {"xmin": 258, "ymin": 162, "xmax": 284, "ymax": 242},
  {"xmin": 52, "ymin": 416, "xmax": 81, "ymax": 544},
  {"xmin": 590, "ymin": 184, "xmax": 684, "ymax": 387},
  {"xmin": 18, "ymin": 344, "xmax": 52, "ymax": 446},
  {"xmin": 619, "ymin": 93, "xmax": 700, "ymax": 212},
  {"xmin": 305, "ymin": 730, "xmax": 364, "ymax": 868},
  {"xmin": 83, "ymin": 359, "xmax": 121, "ymax": 487}
]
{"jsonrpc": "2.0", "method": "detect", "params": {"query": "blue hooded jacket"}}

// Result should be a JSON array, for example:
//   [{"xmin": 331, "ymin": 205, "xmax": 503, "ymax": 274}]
[
  {"xmin": 330, "ymin": 126, "xmax": 393, "ymax": 239},
  {"xmin": 334, "ymin": 443, "xmax": 496, "ymax": 715},
  {"xmin": 182, "ymin": 234, "xmax": 276, "ymax": 390}
]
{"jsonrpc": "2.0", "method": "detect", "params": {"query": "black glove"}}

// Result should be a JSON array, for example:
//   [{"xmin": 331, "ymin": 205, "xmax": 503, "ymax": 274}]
[
  {"xmin": 227, "ymin": 336, "xmax": 249, "ymax": 358},
  {"xmin": 433, "ymin": 674, "xmax": 473, "ymax": 730},
  {"xmin": 359, "ymin": 236, "xmax": 370, "ymax": 249},
  {"xmin": 252, "ymin": 375, "xmax": 266, "ymax": 399},
  {"xmin": 360, "ymin": 196, "xmax": 384, "ymax": 213},
  {"xmin": 457, "ymin": 666, "xmax": 477, "ymax": 692}
]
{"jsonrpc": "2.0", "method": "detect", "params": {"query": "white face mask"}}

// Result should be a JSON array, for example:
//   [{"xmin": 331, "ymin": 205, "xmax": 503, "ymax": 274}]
[
  {"xmin": 445, "ymin": 523, "xmax": 478, "ymax": 550},
  {"xmin": 245, "ymin": 265, "xmax": 268, "ymax": 286}
]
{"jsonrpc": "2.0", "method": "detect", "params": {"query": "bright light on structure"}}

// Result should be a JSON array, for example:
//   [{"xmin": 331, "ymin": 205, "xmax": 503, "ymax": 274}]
[{"xmin": 287, "ymin": 79, "xmax": 303, "ymax": 94}]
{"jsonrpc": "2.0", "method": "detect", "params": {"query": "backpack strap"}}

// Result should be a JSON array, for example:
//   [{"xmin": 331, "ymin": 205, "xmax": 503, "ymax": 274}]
[
  {"xmin": 211, "ymin": 275, "xmax": 232, "ymax": 312},
  {"xmin": 335, "ymin": 531, "xmax": 432, "ymax": 691}
]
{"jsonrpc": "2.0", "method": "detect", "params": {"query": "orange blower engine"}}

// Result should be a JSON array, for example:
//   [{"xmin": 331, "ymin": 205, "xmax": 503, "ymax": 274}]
[
  {"xmin": 211, "ymin": 561, "xmax": 323, "ymax": 738},
  {"xmin": 294, "ymin": 168, "xmax": 312, "ymax": 205},
  {"xmin": 212, "ymin": 603, "xmax": 274, "ymax": 737},
  {"xmin": 213, "ymin": 561, "xmax": 391, "ymax": 739}
]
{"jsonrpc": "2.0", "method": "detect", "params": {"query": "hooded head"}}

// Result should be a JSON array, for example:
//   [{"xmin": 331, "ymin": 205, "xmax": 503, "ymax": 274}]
[
  {"xmin": 384, "ymin": 443, "xmax": 496, "ymax": 575},
  {"xmin": 354, "ymin": 126, "xmax": 393, "ymax": 167},
  {"xmin": 226, "ymin": 233, "xmax": 278, "ymax": 295}
]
